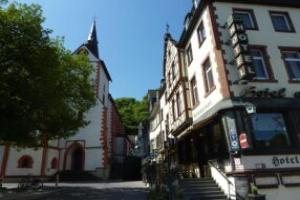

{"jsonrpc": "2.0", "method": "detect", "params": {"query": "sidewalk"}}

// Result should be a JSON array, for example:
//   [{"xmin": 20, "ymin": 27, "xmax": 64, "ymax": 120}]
[
  {"xmin": 1, "ymin": 191, "xmax": 56, "ymax": 200},
  {"xmin": 0, "ymin": 186, "xmax": 60, "ymax": 200}
]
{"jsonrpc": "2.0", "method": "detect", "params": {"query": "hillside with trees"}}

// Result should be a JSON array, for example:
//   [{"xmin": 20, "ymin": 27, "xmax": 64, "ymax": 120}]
[{"xmin": 115, "ymin": 97, "xmax": 148, "ymax": 135}]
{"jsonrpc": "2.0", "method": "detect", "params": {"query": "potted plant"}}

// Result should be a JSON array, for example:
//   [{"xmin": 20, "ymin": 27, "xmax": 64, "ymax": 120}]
[{"xmin": 247, "ymin": 183, "xmax": 266, "ymax": 200}]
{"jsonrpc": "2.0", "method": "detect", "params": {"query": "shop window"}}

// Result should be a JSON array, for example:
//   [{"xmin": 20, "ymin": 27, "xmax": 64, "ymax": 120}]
[
  {"xmin": 233, "ymin": 9, "xmax": 258, "ymax": 30},
  {"xmin": 250, "ymin": 47, "xmax": 274, "ymax": 80},
  {"xmin": 197, "ymin": 22, "xmax": 206, "ymax": 46},
  {"xmin": 186, "ymin": 44, "xmax": 193, "ymax": 65},
  {"xmin": 270, "ymin": 11, "xmax": 295, "ymax": 32},
  {"xmin": 251, "ymin": 113, "xmax": 291, "ymax": 148},
  {"xmin": 190, "ymin": 76, "xmax": 199, "ymax": 107},
  {"xmin": 203, "ymin": 58, "xmax": 215, "ymax": 93},
  {"xmin": 281, "ymin": 49, "xmax": 300, "ymax": 81},
  {"xmin": 51, "ymin": 158, "xmax": 58, "ymax": 169},
  {"xmin": 18, "ymin": 155, "xmax": 33, "ymax": 168}
]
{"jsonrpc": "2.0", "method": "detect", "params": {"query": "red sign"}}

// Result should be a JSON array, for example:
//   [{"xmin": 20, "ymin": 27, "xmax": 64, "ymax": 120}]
[{"xmin": 239, "ymin": 133, "xmax": 249, "ymax": 149}]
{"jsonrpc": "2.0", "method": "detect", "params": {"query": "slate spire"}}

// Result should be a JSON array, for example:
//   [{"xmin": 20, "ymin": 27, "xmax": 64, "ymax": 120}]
[{"xmin": 87, "ymin": 20, "xmax": 99, "ymax": 58}]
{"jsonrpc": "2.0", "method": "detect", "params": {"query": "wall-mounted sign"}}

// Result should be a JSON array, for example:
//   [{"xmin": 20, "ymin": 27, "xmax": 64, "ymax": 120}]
[
  {"xmin": 230, "ymin": 128, "xmax": 239, "ymax": 149},
  {"xmin": 241, "ymin": 86, "xmax": 286, "ymax": 98},
  {"xmin": 224, "ymin": 112, "xmax": 240, "ymax": 152},
  {"xmin": 239, "ymin": 133, "xmax": 249, "ymax": 149},
  {"xmin": 227, "ymin": 15, "xmax": 256, "ymax": 80},
  {"xmin": 272, "ymin": 156, "xmax": 300, "ymax": 167}
]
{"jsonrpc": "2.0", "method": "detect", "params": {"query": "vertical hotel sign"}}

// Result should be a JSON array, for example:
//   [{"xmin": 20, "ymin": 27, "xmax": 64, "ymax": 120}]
[{"xmin": 227, "ymin": 15, "xmax": 256, "ymax": 80}]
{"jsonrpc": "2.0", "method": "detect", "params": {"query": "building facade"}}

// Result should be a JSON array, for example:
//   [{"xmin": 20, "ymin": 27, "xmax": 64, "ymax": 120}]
[
  {"xmin": 0, "ymin": 22, "xmax": 124, "ymax": 180},
  {"xmin": 148, "ymin": 0, "xmax": 300, "ymax": 199}
]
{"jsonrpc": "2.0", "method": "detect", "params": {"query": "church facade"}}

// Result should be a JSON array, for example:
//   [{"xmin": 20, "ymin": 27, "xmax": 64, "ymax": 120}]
[{"xmin": 0, "ymin": 22, "xmax": 123, "ymax": 180}]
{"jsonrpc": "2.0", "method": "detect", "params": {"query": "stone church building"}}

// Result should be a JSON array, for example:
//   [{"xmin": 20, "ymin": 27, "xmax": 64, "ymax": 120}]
[{"xmin": 0, "ymin": 22, "xmax": 127, "ymax": 180}]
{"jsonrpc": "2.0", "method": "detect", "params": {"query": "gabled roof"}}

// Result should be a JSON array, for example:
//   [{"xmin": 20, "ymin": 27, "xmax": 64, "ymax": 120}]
[
  {"xmin": 162, "ymin": 32, "xmax": 177, "ymax": 76},
  {"xmin": 73, "ymin": 45, "xmax": 112, "ymax": 81}
]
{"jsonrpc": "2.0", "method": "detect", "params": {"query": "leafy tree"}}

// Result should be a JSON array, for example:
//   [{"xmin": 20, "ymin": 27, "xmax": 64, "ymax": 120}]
[
  {"xmin": 115, "ymin": 97, "xmax": 149, "ymax": 135},
  {"xmin": 0, "ymin": 2, "xmax": 96, "ymax": 146}
]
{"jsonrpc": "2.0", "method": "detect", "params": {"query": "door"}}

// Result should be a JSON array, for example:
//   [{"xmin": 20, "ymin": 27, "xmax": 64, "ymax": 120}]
[{"xmin": 71, "ymin": 148, "xmax": 83, "ymax": 171}]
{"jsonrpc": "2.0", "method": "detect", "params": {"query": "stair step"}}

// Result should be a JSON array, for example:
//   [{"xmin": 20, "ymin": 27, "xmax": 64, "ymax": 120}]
[
  {"xmin": 185, "ymin": 190, "xmax": 224, "ymax": 195},
  {"xmin": 181, "ymin": 179, "xmax": 213, "ymax": 182},
  {"xmin": 183, "ymin": 188, "xmax": 222, "ymax": 193},
  {"xmin": 189, "ymin": 197, "xmax": 227, "ymax": 200},
  {"xmin": 186, "ymin": 194, "xmax": 227, "ymax": 200},
  {"xmin": 181, "ymin": 183, "xmax": 218, "ymax": 187},
  {"xmin": 181, "ymin": 178, "xmax": 227, "ymax": 200}
]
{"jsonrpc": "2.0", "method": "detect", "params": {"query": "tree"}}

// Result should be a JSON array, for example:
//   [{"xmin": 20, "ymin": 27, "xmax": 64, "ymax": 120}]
[
  {"xmin": 115, "ymin": 97, "xmax": 149, "ymax": 135},
  {"xmin": 0, "ymin": 2, "xmax": 96, "ymax": 146}
]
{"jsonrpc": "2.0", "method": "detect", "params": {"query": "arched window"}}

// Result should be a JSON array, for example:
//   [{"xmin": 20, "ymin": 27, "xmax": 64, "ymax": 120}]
[
  {"xmin": 51, "ymin": 158, "xmax": 58, "ymax": 169},
  {"xmin": 18, "ymin": 155, "xmax": 33, "ymax": 168}
]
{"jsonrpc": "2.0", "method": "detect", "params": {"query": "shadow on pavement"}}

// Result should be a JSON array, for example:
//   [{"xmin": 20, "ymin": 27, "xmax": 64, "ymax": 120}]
[{"xmin": 42, "ymin": 186, "xmax": 148, "ymax": 200}]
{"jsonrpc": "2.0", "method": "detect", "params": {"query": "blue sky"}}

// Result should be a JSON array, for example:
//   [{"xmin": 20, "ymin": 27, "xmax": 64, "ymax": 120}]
[{"xmin": 16, "ymin": 0, "xmax": 192, "ymax": 100}]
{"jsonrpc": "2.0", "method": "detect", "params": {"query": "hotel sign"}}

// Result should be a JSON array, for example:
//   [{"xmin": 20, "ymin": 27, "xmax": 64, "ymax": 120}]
[
  {"xmin": 272, "ymin": 156, "xmax": 300, "ymax": 168},
  {"xmin": 227, "ymin": 15, "xmax": 256, "ymax": 80}
]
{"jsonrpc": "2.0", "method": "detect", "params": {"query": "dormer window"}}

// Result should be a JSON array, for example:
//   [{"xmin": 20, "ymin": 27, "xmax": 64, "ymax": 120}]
[{"xmin": 184, "ymin": 13, "xmax": 192, "ymax": 30}]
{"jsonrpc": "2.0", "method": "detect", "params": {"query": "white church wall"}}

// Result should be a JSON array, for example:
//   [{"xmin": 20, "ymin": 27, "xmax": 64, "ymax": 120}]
[
  {"xmin": 6, "ymin": 148, "xmax": 43, "ymax": 176},
  {"xmin": 107, "ymin": 98, "xmax": 113, "ymax": 158},
  {"xmin": 85, "ymin": 148, "xmax": 104, "ymax": 170},
  {"xmin": 45, "ymin": 148, "xmax": 59, "ymax": 176},
  {"xmin": 98, "ymin": 65, "xmax": 110, "ymax": 107},
  {"xmin": 67, "ymin": 101, "xmax": 103, "ymax": 147}
]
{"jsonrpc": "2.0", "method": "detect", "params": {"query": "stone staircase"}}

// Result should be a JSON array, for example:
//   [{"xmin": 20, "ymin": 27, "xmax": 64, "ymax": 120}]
[{"xmin": 180, "ymin": 178, "xmax": 227, "ymax": 200}]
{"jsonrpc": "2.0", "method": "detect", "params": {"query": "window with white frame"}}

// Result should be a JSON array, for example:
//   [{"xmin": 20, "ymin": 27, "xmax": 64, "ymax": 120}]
[
  {"xmin": 233, "ymin": 9, "xmax": 257, "ymax": 30},
  {"xmin": 250, "ymin": 48, "xmax": 269, "ymax": 80},
  {"xmin": 197, "ymin": 22, "xmax": 206, "ymax": 46},
  {"xmin": 281, "ymin": 50, "xmax": 300, "ymax": 80},
  {"xmin": 203, "ymin": 59, "xmax": 215, "ymax": 92},
  {"xmin": 190, "ymin": 77, "xmax": 199, "ymax": 106},
  {"xmin": 270, "ymin": 11, "xmax": 294, "ymax": 32},
  {"xmin": 186, "ymin": 44, "xmax": 193, "ymax": 65}
]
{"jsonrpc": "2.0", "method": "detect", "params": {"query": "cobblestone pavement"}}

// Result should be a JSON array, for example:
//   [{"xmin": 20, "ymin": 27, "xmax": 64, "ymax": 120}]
[{"xmin": 38, "ymin": 181, "xmax": 148, "ymax": 200}]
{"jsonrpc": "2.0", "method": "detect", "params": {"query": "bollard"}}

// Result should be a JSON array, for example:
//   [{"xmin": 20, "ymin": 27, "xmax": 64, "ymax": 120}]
[{"xmin": 55, "ymin": 174, "xmax": 59, "ymax": 187}]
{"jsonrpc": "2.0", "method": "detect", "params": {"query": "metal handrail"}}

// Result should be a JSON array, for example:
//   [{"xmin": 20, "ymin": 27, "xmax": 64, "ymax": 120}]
[{"xmin": 208, "ymin": 160, "xmax": 246, "ymax": 200}]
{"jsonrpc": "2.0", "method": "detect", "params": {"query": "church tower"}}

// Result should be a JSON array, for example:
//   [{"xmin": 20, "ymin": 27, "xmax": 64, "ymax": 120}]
[{"xmin": 86, "ymin": 21, "xmax": 99, "ymax": 59}]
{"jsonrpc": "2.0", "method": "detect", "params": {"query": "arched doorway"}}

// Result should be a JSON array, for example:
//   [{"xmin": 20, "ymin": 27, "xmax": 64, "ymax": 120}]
[
  {"xmin": 64, "ymin": 143, "xmax": 85, "ymax": 171},
  {"xmin": 71, "ymin": 147, "xmax": 84, "ymax": 171}
]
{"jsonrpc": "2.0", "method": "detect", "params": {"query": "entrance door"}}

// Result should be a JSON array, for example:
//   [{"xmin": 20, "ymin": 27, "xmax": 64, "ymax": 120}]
[
  {"xmin": 197, "ymin": 132, "xmax": 210, "ymax": 177},
  {"xmin": 71, "ymin": 148, "xmax": 83, "ymax": 171}
]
